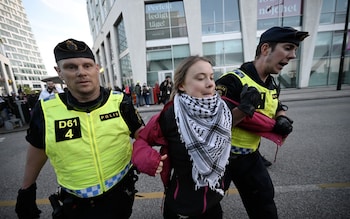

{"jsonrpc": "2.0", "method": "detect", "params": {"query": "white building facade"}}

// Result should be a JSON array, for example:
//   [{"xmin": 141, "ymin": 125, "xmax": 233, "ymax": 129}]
[
  {"xmin": 86, "ymin": 0, "xmax": 349, "ymax": 90},
  {"xmin": 0, "ymin": 0, "xmax": 48, "ymax": 95}
]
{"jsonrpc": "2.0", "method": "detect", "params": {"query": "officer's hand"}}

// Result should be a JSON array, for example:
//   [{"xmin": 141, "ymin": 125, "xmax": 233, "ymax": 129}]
[
  {"xmin": 237, "ymin": 84, "xmax": 261, "ymax": 117},
  {"xmin": 273, "ymin": 115, "xmax": 293, "ymax": 136},
  {"xmin": 15, "ymin": 183, "xmax": 41, "ymax": 219}
]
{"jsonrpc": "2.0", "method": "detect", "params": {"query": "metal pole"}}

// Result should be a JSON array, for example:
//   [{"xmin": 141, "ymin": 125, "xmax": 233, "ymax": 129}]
[{"xmin": 337, "ymin": 0, "xmax": 350, "ymax": 90}]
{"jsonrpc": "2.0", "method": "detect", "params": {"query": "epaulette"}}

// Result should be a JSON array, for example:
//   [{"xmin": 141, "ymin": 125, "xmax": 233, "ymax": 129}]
[
  {"xmin": 233, "ymin": 69, "xmax": 245, "ymax": 78},
  {"xmin": 42, "ymin": 94, "xmax": 57, "ymax": 102}
]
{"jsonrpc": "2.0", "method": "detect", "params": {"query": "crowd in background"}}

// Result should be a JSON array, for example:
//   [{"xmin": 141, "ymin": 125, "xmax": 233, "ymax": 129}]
[
  {"xmin": 119, "ymin": 76, "xmax": 173, "ymax": 108},
  {"xmin": 0, "ymin": 77, "xmax": 172, "ymax": 129},
  {"xmin": 0, "ymin": 90, "xmax": 38, "ymax": 128}
]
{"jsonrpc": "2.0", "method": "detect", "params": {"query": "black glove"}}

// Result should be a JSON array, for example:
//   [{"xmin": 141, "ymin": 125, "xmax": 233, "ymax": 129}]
[
  {"xmin": 237, "ymin": 84, "xmax": 261, "ymax": 117},
  {"xmin": 15, "ymin": 183, "xmax": 41, "ymax": 219},
  {"xmin": 273, "ymin": 115, "xmax": 293, "ymax": 135}
]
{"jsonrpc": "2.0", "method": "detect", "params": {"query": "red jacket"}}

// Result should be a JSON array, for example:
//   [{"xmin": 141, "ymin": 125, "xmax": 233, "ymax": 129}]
[
  {"xmin": 132, "ymin": 106, "xmax": 171, "ymax": 188},
  {"xmin": 221, "ymin": 96, "xmax": 286, "ymax": 146}
]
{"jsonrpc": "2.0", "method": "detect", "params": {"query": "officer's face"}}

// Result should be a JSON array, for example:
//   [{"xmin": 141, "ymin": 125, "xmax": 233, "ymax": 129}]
[
  {"xmin": 55, "ymin": 58, "xmax": 100, "ymax": 102},
  {"xmin": 264, "ymin": 42, "xmax": 298, "ymax": 75}
]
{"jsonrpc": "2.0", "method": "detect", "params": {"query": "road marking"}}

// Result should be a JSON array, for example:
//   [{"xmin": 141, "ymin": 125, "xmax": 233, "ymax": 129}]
[
  {"xmin": 1, "ymin": 182, "xmax": 349, "ymax": 207},
  {"xmin": 0, "ymin": 137, "xmax": 5, "ymax": 142}
]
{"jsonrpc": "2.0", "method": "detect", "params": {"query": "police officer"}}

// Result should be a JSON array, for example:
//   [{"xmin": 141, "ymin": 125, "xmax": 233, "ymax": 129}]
[
  {"xmin": 15, "ymin": 39, "xmax": 144, "ymax": 219},
  {"xmin": 216, "ymin": 27, "xmax": 309, "ymax": 218}
]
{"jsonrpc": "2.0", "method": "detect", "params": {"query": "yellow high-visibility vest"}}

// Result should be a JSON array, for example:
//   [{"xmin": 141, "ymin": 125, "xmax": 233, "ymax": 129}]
[
  {"xmin": 42, "ymin": 91, "xmax": 132, "ymax": 196},
  {"xmin": 224, "ymin": 70, "xmax": 279, "ymax": 152}
]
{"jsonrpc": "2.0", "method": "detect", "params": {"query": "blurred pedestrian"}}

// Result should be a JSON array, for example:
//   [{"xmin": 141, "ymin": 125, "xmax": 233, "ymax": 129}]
[
  {"xmin": 142, "ymin": 83, "xmax": 150, "ymax": 107},
  {"xmin": 160, "ymin": 76, "xmax": 172, "ymax": 104},
  {"xmin": 134, "ymin": 81, "xmax": 142, "ymax": 107},
  {"xmin": 38, "ymin": 80, "xmax": 63, "ymax": 100}
]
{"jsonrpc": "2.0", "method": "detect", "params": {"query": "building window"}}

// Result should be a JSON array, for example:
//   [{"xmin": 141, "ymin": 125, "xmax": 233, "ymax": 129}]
[
  {"xmin": 146, "ymin": 44, "xmax": 190, "ymax": 85},
  {"xmin": 145, "ymin": 1, "xmax": 187, "ymax": 40},
  {"xmin": 117, "ymin": 19, "xmax": 128, "ymax": 54},
  {"xmin": 203, "ymin": 39, "xmax": 243, "ymax": 66},
  {"xmin": 257, "ymin": 0, "xmax": 303, "ymax": 30},
  {"xmin": 201, "ymin": 0, "xmax": 240, "ymax": 35},
  {"xmin": 319, "ymin": 0, "xmax": 348, "ymax": 24},
  {"xmin": 310, "ymin": 31, "xmax": 350, "ymax": 86},
  {"xmin": 120, "ymin": 54, "xmax": 133, "ymax": 86}
]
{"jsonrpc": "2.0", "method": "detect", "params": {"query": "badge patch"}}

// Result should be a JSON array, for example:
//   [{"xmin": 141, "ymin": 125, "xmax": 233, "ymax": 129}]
[
  {"xmin": 216, "ymin": 85, "xmax": 227, "ymax": 96},
  {"xmin": 55, "ymin": 117, "xmax": 81, "ymax": 142}
]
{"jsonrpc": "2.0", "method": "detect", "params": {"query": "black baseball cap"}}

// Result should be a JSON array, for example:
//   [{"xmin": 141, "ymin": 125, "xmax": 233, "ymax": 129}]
[
  {"xmin": 259, "ymin": 26, "xmax": 309, "ymax": 46},
  {"xmin": 54, "ymin": 38, "xmax": 95, "ymax": 62}
]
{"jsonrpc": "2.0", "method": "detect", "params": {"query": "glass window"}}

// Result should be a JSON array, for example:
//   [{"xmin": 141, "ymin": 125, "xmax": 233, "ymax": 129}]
[
  {"xmin": 278, "ymin": 58, "xmax": 300, "ymax": 88},
  {"xmin": 310, "ymin": 31, "xmax": 350, "ymax": 86},
  {"xmin": 257, "ymin": 0, "xmax": 303, "ymax": 29},
  {"xmin": 319, "ymin": 13, "xmax": 335, "ymax": 24},
  {"xmin": 117, "ymin": 19, "xmax": 128, "ymax": 54},
  {"xmin": 119, "ymin": 54, "xmax": 133, "ymax": 86},
  {"xmin": 313, "ymin": 32, "xmax": 332, "ymax": 58},
  {"xmin": 146, "ymin": 45, "xmax": 189, "ymax": 85},
  {"xmin": 145, "ymin": 1, "xmax": 187, "ymax": 40},
  {"xmin": 320, "ymin": 0, "xmax": 348, "ymax": 24},
  {"xmin": 173, "ymin": 44, "xmax": 190, "ymax": 68},
  {"xmin": 321, "ymin": 0, "xmax": 336, "ymax": 13},
  {"xmin": 203, "ymin": 39, "xmax": 243, "ymax": 66},
  {"xmin": 331, "ymin": 31, "xmax": 343, "ymax": 57},
  {"xmin": 335, "ymin": 0, "xmax": 347, "ymax": 12},
  {"xmin": 201, "ymin": 0, "xmax": 240, "ymax": 35}
]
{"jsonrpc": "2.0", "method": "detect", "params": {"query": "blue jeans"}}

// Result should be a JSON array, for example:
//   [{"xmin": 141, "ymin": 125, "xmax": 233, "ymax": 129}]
[{"xmin": 135, "ymin": 94, "xmax": 142, "ymax": 107}]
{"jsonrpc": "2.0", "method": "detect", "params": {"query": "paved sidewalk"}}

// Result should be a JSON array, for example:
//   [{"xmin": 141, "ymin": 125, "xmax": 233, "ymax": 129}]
[{"xmin": 1, "ymin": 85, "xmax": 349, "ymax": 134}]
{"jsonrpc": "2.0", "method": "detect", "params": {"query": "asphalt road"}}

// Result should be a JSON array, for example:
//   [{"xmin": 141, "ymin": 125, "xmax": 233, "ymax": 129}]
[{"xmin": 0, "ymin": 97, "xmax": 349, "ymax": 219}]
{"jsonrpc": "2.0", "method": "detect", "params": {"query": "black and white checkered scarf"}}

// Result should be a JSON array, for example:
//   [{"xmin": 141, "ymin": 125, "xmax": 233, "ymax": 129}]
[{"xmin": 174, "ymin": 93, "xmax": 232, "ymax": 195}]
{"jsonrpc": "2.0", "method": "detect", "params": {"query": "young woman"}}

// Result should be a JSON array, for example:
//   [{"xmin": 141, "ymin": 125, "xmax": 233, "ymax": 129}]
[{"xmin": 132, "ymin": 56, "xmax": 233, "ymax": 218}]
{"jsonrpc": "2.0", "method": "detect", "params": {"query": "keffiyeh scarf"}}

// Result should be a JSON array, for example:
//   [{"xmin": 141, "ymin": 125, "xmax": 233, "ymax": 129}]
[{"xmin": 174, "ymin": 93, "xmax": 232, "ymax": 195}]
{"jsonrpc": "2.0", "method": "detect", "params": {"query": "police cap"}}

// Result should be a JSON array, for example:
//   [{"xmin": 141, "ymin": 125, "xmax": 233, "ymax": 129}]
[
  {"xmin": 54, "ymin": 38, "xmax": 95, "ymax": 62},
  {"xmin": 259, "ymin": 26, "xmax": 309, "ymax": 46}
]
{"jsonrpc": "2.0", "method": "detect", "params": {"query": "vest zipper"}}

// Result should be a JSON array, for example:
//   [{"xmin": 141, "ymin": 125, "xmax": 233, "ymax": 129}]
[{"xmin": 87, "ymin": 112, "xmax": 105, "ymax": 192}]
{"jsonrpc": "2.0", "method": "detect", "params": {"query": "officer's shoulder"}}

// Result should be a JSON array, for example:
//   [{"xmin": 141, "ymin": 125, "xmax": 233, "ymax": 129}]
[
  {"xmin": 42, "ymin": 94, "xmax": 59, "ymax": 102},
  {"xmin": 216, "ymin": 71, "xmax": 240, "ymax": 83}
]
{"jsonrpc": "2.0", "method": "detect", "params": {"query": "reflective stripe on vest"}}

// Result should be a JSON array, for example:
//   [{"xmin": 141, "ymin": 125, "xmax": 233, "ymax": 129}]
[
  {"xmin": 62, "ymin": 162, "xmax": 131, "ymax": 198},
  {"xmin": 42, "ymin": 91, "xmax": 132, "ymax": 197},
  {"xmin": 226, "ymin": 70, "xmax": 279, "ymax": 153}
]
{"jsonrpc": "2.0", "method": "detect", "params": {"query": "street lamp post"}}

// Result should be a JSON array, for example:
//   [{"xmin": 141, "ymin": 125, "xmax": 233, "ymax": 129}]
[{"xmin": 337, "ymin": 1, "xmax": 350, "ymax": 90}]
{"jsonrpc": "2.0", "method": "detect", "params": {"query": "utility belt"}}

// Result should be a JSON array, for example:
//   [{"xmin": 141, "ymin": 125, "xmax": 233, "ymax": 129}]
[
  {"xmin": 49, "ymin": 167, "xmax": 138, "ymax": 219},
  {"xmin": 229, "ymin": 150, "xmax": 259, "ymax": 161}
]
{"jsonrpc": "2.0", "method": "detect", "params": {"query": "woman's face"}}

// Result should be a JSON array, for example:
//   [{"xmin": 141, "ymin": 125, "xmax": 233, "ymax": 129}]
[{"xmin": 179, "ymin": 60, "xmax": 215, "ymax": 98}]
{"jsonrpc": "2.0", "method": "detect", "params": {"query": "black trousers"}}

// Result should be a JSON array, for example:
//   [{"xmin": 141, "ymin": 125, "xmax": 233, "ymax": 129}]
[
  {"xmin": 163, "ymin": 202, "xmax": 223, "ymax": 219},
  {"xmin": 224, "ymin": 151, "xmax": 278, "ymax": 219},
  {"xmin": 57, "ymin": 169, "xmax": 138, "ymax": 219}
]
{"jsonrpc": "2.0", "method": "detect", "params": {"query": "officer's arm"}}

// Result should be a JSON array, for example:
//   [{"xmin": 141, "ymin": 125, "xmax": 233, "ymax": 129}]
[
  {"xmin": 21, "ymin": 144, "xmax": 47, "ymax": 189},
  {"xmin": 216, "ymin": 75, "xmax": 258, "ymax": 126},
  {"xmin": 16, "ymin": 144, "xmax": 46, "ymax": 218},
  {"xmin": 120, "ymin": 95, "xmax": 145, "ymax": 139},
  {"xmin": 134, "ymin": 126, "xmax": 144, "ymax": 140}
]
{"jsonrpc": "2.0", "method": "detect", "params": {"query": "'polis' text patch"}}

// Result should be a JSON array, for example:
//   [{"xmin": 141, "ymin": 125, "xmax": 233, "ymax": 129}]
[{"xmin": 100, "ymin": 111, "xmax": 120, "ymax": 121}]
